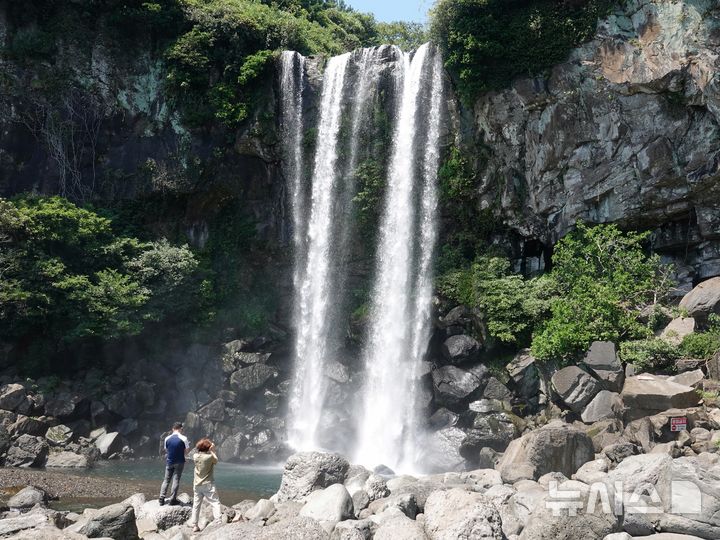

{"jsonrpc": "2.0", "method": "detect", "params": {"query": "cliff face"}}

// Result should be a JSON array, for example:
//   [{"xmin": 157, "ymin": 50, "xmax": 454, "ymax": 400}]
[{"xmin": 472, "ymin": 0, "xmax": 720, "ymax": 288}]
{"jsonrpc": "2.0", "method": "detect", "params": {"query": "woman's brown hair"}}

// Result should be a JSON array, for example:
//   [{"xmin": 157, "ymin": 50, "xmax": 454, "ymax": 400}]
[{"xmin": 196, "ymin": 438, "xmax": 212, "ymax": 452}]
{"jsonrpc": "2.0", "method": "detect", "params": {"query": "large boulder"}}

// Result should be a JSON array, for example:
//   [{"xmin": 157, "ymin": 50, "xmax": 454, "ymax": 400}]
[
  {"xmin": 460, "ymin": 409, "xmax": 524, "ymax": 456},
  {"xmin": 424, "ymin": 488, "xmax": 503, "ymax": 540},
  {"xmin": 44, "ymin": 392, "xmax": 85, "ymax": 419},
  {"xmin": 621, "ymin": 375, "xmax": 700, "ymax": 419},
  {"xmin": 95, "ymin": 431, "xmax": 123, "ymax": 457},
  {"xmin": 138, "ymin": 499, "xmax": 192, "ymax": 530},
  {"xmin": 230, "ymin": 364, "xmax": 278, "ymax": 393},
  {"xmin": 374, "ymin": 513, "xmax": 428, "ymax": 540},
  {"xmin": 441, "ymin": 335, "xmax": 480, "ymax": 364},
  {"xmin": 518, "ymin": 480, "xmax": 621, "ymax": 539},
  {"xmin": 498, "ymin": 422, "xmax": 595, "ymax": 483},
  {"xmin": 582, "ymin": 341, "xmax": 624, "ymax": 392},
  {"xmin": 45, "ymin": 424, "xmax": 73, "ymax": 446},
  {"xmin": 581, "ymin": 391, "xmax": 624, "ymax": 424},
  {"xmin": 276, "ymin": 452, "xmax": 350, "ymax": 502},
  {"xmin": 660, "ymin": 317, "xmax": 696, "ymax": 345},
  {"xmin": 432, "ymin": 365, "xmax": 486, "ymax": 409},
  {"xmin": 199, "ymin": 515, "xmax": 328, "ymax": 540},
  {"xmin": 8, "ymin": 486, "xmax": 49, "ymax": 510},
  {"xmin": 46, "ymin": 451, "xmax": 89, "ymax": 468},
  {"xmin": 5, "ymin": 434, "xmax": 49, "ymax": 467},
  {"xmin": 299, "ymin": 484, "xmax": 354, "ymax": 533},
  {"xmin": 0, "ymin": 383, "xmax": 26, "ymax": 411},
  {"xmin": 679, "ymin": 277, "xmax": 720, "ymax": 324},
  {"xmin": 551, "ymin": 366, "xmax": 601, "ymax": 412},
  {"xmin": 70, "ymin": 501, "xmax": 139, "ymax": 539}
]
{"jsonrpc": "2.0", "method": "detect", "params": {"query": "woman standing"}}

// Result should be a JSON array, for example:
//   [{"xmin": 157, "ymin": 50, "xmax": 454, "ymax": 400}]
[{"xmin": 189, "ymin": 438, "xmax": 221, "ymax": 532}]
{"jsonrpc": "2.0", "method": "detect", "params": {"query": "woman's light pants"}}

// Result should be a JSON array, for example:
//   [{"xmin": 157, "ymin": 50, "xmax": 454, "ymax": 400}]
[{"xmin": 190, "ymin": 482, "xmax": 221, "ymax": 526}]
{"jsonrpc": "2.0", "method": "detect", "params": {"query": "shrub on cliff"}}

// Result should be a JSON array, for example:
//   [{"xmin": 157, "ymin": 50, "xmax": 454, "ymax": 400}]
[
  {"xmin": 531, "ymin": 222, "xmax": 673, "ymax": 362},
  {"xmin": 430, "ymin": 0, "xmax": 617, "ymax": 101},
  {"xmin": 0, "ymin": 197, "xmax": 200, "ymax": 370}
]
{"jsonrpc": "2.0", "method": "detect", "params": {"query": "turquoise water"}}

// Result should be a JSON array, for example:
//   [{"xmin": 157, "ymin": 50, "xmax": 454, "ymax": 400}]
[{"xmin": 52, "ymin": 459, "xmax": 282, "ymax": 511}]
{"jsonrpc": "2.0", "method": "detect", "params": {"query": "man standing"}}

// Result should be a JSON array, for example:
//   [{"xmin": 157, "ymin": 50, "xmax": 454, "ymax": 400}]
[{"xmin": 159, "ymin": 422, "xmax": 189, "ymax": 505}]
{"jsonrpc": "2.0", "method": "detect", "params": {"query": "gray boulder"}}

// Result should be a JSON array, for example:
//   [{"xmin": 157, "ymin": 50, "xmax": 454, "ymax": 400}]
[
  {"xmin": 551, "ymin": 366, "xmax": 601, "ymax": 412},
  {"xmin": 0, "ymin": 383, "xmax": 25, "ymax": 411},
  {"xmin": 518, "ymin": 480, "xmax": 621, "ymax": 539},
  {"xmin": 230, "ymin": 364, "xmax": 277, "ymax": 393},
  {"xmin": 506, "ymin": 350, "xmax": 540, "ymax": 403},
  {"xmin": 582, "ymin": 341, "xmax": 624, "ymax": 392},
  {"xmin": 5, "ymin": 434, "xmax": 49, "ymax": 467},
  {"xmin": 581, "ymin": 391, "xmax": 624, "ymax": 424},
  {"xmin": 667, "ymin": 369, "xmax": 705, "ymax": 389},
  {"xmin": 375, "ymin": 513, "xmax": 427, "ymax": 540},
  {"xmin": 46, "ymin": 451, "xmax": 89, "ymax": 468},
  {"xmin": 461, "ymin": 409, "xmax": 524, "ymax": 456},
  {"xmin": 432, "ymin": 365, "xmax": 485, "ymax": 409},
  {"xmin": 138, "ymin": 499, "xmax": 192, "ymax": 530},
  {"xmin": 679, "ymin": 276, "xmax": 720, "ymax": 324},
  {"xmin": 95, "ymin": 431, "xmax": 123, "ymax": 457},
  {"xmin": 244, "ymin": 499, "xmax": 276, "ymax": 522},
  {"xmin": 45, "ymin": 424, "xmax": 73, "ymax": 446},
  {"xmin": 276, "ymin": 451, "xmax": 350, "ymax": 502},
  {"xmin": 9, "ymin": 486, "xmax": 49, "ymax": 510},
  {"xmin": 70, "ymin": 501, "xmax": 139, "ymax": 539},
  {"xmin": 441, "ymin": 335, "xmax": 480, "ymax": 364},
  {"xmin": 621, "ymin": 375, "xmax": 700, "ymax": 418},
  {"xmin": 199, "ymin": 515, "xmax": 328, "ymax": 540},
  {"xmin": 299, "ymin": 484, "xmax": 354, "ymax": 533},
  {"xmin": 44, "ymin": 392, "xmax": 84, "ymax": 418},
  {"xmin": 424, "ymin": 488, "xmax": 503, "ymax": 540},
  {"xmin": 364, "ymin": 474, "xmax": 390, "ymax": 502},
  {"xmin": 0, "ymin": 512, "xmax": 55, "ymax": 537},
  {"xmin": 498, "ymin": 422, "xmax": 595, "ymax": 483}
]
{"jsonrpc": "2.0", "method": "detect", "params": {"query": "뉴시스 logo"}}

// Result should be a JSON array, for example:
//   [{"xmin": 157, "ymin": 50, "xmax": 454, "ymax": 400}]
[{"xmin": 545, "ymin": 479, "xmax": 702, "ymax": 516}]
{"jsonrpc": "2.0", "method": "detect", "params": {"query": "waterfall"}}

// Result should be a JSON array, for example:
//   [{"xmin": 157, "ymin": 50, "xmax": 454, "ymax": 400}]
[
  {"xmin": 279, "ymin": 51, "xmax": 306, "ymax": 284},
  {"xmin": 354, "ymin": 43, "xmax": 444, "ymax": 472},
  {"xmin": 287, "ymin": 53, "xmax": 351, "ymax": 451},
  {"xmin": 281, "ymin": 44, "xmax": 444, "ymax": 469}
]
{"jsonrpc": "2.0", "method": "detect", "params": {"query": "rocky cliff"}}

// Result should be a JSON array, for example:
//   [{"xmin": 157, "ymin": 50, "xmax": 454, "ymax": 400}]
[{"xmin": 471, "ymin": 0, "xmax": 720, "ymax": 288}]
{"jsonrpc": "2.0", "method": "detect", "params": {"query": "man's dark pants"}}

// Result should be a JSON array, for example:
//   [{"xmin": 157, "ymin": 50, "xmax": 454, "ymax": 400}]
[{"xmin": 159, "ymin": 462, "xmax": 184, "ymax": 501}]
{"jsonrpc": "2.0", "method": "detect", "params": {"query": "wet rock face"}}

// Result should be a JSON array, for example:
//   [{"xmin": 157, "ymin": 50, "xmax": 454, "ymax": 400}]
[{"xmin": 471, "ymin": 0, "xmax": 720, "ymax": 281}]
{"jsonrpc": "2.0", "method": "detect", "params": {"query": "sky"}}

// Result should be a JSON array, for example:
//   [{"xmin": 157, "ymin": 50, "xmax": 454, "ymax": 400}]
[{"xmin": 346, "ymin": 0, "xmax": 431, "ymax": 24}]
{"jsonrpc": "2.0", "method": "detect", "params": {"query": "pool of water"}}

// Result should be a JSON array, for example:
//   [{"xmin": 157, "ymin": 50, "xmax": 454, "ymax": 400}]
[{"xmin": 51, "ymin": 459, "xmax": 283, "ymax": 512}]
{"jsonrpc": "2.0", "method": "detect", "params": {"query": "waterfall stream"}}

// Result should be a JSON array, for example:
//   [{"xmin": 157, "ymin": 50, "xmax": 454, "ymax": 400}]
[{"xmin": 281, "ymin": 44, "xmax": 444, "ymax": 471}]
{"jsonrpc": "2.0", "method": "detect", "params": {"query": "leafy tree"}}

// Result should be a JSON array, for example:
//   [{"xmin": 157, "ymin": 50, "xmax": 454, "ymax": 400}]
[
  {"xmin": 374, "ymin": 21, "xmax": 427, "ymax": 50},
  {"xmin": 437, "ymin": 255, "xmax": 556, "ymax": 345},
  {"xmin": 0, "ymin": 197, "xmax": 201, "ymax": 366},
  {"xmin": 531, "ymin": 222, "xmax": 672, "ymax": 362},
  {"xmin": 679, "ymin": 314, "xmax": 720, "ymax": 360}
]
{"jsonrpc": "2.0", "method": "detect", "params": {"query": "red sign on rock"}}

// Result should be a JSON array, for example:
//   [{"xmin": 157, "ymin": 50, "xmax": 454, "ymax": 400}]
[{"xmin": 671, "ymin": 417, "xmax": 687, "ymax": 432}]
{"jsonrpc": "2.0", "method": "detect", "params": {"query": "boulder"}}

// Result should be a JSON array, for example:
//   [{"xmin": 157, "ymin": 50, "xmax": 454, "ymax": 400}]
[
  {"xmin": 572, "ymin": 458, "xmax": 609, "ymax": 485},
  {"xmin": 374, "ymin": 513, "xmax": 427, "ymax": 540},
  {"xmin": 0, "ymin": 512, "xmax": 55, "ymax": 537},
  {"xmin": 421, "ymin": 427, "xmax": 466, "ymax": 472},
  {"xmin": 679, "ymin": 277, "xmax": 720, "ymax": 324},
  {"xmin": 115, "ymin": 418, "xmax": 139, "ymax": 436},
  {"xmin": 431, "ymin": 366, "xmax": 485, "ymax": 409},
  {"xmin": 551, "ymin": 366, "xmax": 601, "ymax": 412},
  {"xmin": 667, "ymin": 369, "xmax": 705, "ymax": 389},
  {"xmin": 441, "ymin": 335, "xmax": 480, "ymax": 364},
  {"xmin": 424, "ymin": 488, "xmax": 503, "ymax": 540},
  {"xmin": 506, "ymin": 350, "xmax": 540, "ymax": 403},
  {"xmin": 45, "ymin": 424, "xmax": 73, "ymax": 446},
  {"xmin": 5, "ymin": 434, "xmax": 49, "ymax": 467},
  {"xmin": 481, "ymin": 377, "xmax": 512, "ymax": 401},
  {"xmin": 460, "ymin": 410, "xmax": 523, "ymax": 455},
  {"xmin": 582, "ymin": 341, "xmax": 624, "ymax": 392},
  {"xmin": 580, "ymin": 391, "xmax": 624, "ymax": 424},
  {"xmin": 0, "ymin": 383, "xmax": 26, "ymax": 411},
  {"xmin": 70, "ymin": 501, "xmax": 139, "ymax": 539},
  {"xmin": 299, "ymin": 485, "xmax": 354, "ymax": 533},
  {"xmin": 46, "ymin": 451, "xmax": 89, "ymax": 468},
  {"xmin": 518, "ymin": 480, "xmax": 621, "ymax": 539},
  {"xmin": 364, "ymin": 493, "xmax": 418, "ymax": 520},
  {"xmin": 428, "ymin": 408, "xmax": 459, "ymax": 429},
  {"xmin": 364, "ymin": 474, "xmax": 390, "ymax": 502},
  {"xmin": 44, "ymin": 392, "xmax": 84, "ymax": 419},
  {"xmin": 230, "ymin": 364, "xmax": 278, "ymax": 393},
  {"xmin": 138, "ymin": 499, "xmax": 192, "ymax": 530},
  {"xmin": 9, "ymin": 486, "xmax": 49, "ymax": 510},
  {"xmin": 200, "ymin": 515, "xmax": 327, "ymax": 540},
  {"xmin": 95, "ymin": 431, "xmax": 123, "ymax": 457},
  {"xmin": 276, "ymin": 451, "xmax": 350, "ymax": 502},
  {"xmin": 498, "ymin": 422, "xmax": 595, "ymax": 483},
  {"xmin": 660, "ymin": 317, "xmax": 696, "ymax": 345},
  {"xmin": 245, "ymin": 499, "xmax": 277, "ymax": 522},
  {"xmin": 9, "ymin": 415, "xmax": 50, "ymax": 437},
  {"xmin": 621, "ymin": 375, "xmax": 700, "ymax": 418}
]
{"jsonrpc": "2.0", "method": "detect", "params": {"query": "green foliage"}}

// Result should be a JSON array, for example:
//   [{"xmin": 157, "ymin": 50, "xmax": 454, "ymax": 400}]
[
  {"xmin": 437, "ymin": 255, "xmax": 555, "ymax": 345},
  {"xmin": 374, "ymin": 21, "xmax": 427, "ymax": 50},
  {"xmin": 165, "ymin": 0, "xmax": 378, "ymax": 127},
  {"xmin": 352, "ymin": 159, "xmax": 385, "ymax": 231},
  {"xmin": 620, "ymin": 338, "xmax": 680, "ymax": 372},
  {"xmin": 430, "ymin": 0, "xmax": 617, "ymax": 101},
  {"xmin": 531, "ymin": 222, "xmax": 672, "ymax": 362},
  {"xmin": 0, "ymin": 196, "xmax": 201, "ymax": 371},
  {"xmin": 679, "ymin": 314, "xmax": 720, "ymax": 360}
]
